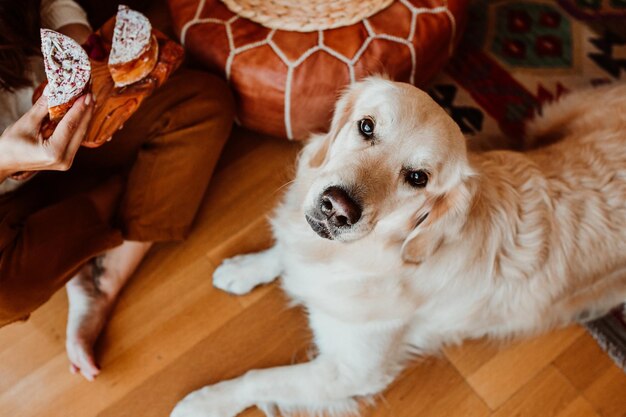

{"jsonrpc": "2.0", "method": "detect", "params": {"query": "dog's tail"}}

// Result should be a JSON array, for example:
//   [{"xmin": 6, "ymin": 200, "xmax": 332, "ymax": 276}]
[{"xmin": 525, "ymin": 83, "xmax": 626, "ymax": 149}]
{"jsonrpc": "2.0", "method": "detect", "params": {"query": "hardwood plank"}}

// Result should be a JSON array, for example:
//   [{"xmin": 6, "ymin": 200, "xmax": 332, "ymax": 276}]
[
  {"xmin": 0, "ymin": 290, "xmax": 67, "ymax": 393},
  {"xmin": 97, "ymin": 287, "xmax": 311, "ymax": 417},
  {"xmin": 373, "ymin": 358, "xmax": 490, "ymax": 417},
  {"xmin": 583, "ymin": 365, "xmax": 626, "ymax": 417},
  {"xmin": 444, "ymin": 337, "xmax": 500, "ymax": 377},
  {"xmin": 555, "ymin": 332, "xmax": 626, "ymax": 417},
  {"xmin": 554, "ymin": 333, "xmax": 616, "ymax": 392},
  {"xmin": 466, "ymin": 326, "xmax": 584, "ymax": 410},
  {"xmin": 556, "ymin": 396, "xmax": 601, "ymax": 417},
  {"xmin": 490, "ymin": 366, "xmax": 578, "ymax": 417}
]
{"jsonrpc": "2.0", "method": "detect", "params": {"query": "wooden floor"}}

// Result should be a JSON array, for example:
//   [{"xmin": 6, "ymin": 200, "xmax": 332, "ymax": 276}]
[{"xmin": 1, "ymin": 128, "xmax": 626, "ymax": 417}]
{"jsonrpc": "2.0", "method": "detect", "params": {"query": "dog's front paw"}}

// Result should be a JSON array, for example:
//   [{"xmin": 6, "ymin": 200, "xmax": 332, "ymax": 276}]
[
  {"xmin": 213, "ymin": 254, "xmax": 278, "ymax": 295},
  {"xmin": 171, "ymin": 384, "xmax": 245, "ymax": 417}
]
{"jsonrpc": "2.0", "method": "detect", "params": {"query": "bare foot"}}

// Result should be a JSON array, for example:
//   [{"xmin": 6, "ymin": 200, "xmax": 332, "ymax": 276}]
[
  {"xmin": 65, "ymin": 259, "xmax": 111, "ymax": 381},
  {"xmin": 65, "ymin": 240, "xmax": 152, "ymax": 381}
]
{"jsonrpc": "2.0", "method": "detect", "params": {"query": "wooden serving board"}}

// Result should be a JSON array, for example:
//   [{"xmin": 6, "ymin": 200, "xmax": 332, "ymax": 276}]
[{"xmin": 34, "ymin": 16, "xmax": 184, "ymax": 148}]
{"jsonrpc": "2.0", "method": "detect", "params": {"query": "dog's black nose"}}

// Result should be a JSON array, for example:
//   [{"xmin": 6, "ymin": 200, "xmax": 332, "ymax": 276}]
[{"xmin": 320, "ymin": 186, "xmax": 362, "ymax": 228}]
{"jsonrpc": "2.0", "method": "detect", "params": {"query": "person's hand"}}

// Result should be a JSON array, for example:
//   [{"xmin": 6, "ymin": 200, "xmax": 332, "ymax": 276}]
[{"xmin": 0, "ymin": 93, "xmax": 94, "ymax": 180}]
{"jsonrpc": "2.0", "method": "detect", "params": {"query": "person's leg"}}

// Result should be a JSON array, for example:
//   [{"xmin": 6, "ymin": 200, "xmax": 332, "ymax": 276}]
[
  {"xmin": 0, "ymin": 176, "xmax": 124, "ymax": 326},
  {"xmin": 119, "ymin": 71, "xmax": 236, "ymax": 241},
  {"xmin": 65, "ymin": 240, "xmax": 151, "ymax": 380},
  {"xmin": 65, "ymin": 70, "xmax": 235, "ymax": 379}
]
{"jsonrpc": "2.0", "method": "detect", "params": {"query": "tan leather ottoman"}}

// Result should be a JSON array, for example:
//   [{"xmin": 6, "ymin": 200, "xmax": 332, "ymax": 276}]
[{"xmin": 169, "ymin": 0, "xmax": 469, "ymax": 139}]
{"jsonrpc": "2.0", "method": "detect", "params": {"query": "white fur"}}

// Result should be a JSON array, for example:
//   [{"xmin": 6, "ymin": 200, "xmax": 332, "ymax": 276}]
[{"xmin": 172, "ymin": 79, "xmax": 626, "ymax": 417}]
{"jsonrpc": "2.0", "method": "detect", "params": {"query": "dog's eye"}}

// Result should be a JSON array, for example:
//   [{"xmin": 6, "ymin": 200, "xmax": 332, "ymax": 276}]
[
  {"xmin": 405, "ymin": 170, "xmax": 429, "ymax": 188},
  {"xmin": 358, "ymin": 118, "xmax": 375, "ymax": 138}
]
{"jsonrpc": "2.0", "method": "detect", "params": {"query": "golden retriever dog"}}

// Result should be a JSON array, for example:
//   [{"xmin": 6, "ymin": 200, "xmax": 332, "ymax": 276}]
[{"xmin": 172, "ymin": 78, "xmax": 626, "ymax": 417}]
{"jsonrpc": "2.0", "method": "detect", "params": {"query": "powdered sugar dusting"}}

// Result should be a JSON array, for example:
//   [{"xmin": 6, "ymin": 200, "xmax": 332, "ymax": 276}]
[
  {"xmin": 108, "ymin": 5, "xmax": 152, "ymax": 65},
  {"xmin": 40, "ymin": 29, "xmax": 91, "ymax": 108}
]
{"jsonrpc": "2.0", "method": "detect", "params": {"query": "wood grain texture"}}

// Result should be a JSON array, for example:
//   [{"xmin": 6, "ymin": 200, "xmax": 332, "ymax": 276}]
[
  {"xmin": 490, "ymin": 366, "xmax": 578, "ymax": 417},
  {"xmin": 0, "ymin": 128, "xmax": 625, "ymax": 417},
  {"xmin": 465, "ymin": 326, "xmax": 584, "ymax": 409}
]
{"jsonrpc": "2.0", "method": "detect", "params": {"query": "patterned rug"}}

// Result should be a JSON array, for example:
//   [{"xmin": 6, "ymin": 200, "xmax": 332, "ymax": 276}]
[{"xmin": 429, "ymin": 0, "xmax": 626, "ymax": 370}]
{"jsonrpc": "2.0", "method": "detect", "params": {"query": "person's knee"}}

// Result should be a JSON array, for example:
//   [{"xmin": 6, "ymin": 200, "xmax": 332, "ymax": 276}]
[
  {"xmin": 184, "ymin": 71, "xmax": 236, "ymax": 125},
  {"xmin": 167, "ymin": 71, "xmax": 236, "ymax": 159},
  {"xmin": 139, "ymin": 70, "xmax": 236, "ymax": 161}
]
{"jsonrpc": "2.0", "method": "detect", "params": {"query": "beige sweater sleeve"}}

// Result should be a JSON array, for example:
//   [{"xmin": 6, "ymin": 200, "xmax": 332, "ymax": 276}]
[{"xmin": 40, "ymin": 0, "xmax": 91, "ymax": 31}]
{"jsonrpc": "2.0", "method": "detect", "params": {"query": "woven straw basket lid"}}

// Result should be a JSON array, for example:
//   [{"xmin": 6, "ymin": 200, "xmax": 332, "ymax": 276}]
[{"xmin": 220, "ymin": 0, "xmax": 394, "ymax": 32}]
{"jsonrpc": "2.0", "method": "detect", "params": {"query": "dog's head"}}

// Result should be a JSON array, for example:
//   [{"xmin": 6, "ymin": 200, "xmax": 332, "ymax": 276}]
[{"xmin": 298, "ymin": 77, "xmax": 475, "ymax": 263}]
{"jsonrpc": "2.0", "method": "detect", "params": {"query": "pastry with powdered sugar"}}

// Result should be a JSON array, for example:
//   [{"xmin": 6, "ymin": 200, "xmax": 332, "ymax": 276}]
[
  {"xmin": 40, "ymin": 29, "xmax": 91, "ymax": 122},
  {"xmin": 108, "ymin": 5, "xmax": 159, "ymax": 87}
]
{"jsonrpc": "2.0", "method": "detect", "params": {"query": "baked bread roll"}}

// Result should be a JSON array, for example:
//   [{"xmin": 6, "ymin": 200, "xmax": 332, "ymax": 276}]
[
  {"xmin": 40, "ymin": 29, "xmax": 91, "ymax": 122},
  {"xmin": 108, "ymin": 5, "xmax": 158, "ymax": 87}
]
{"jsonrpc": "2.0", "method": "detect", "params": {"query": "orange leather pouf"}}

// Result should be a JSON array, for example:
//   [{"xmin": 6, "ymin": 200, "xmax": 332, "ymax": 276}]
[{"xmin": 168, "ymin": 0, "xmax": 469, "ymax": 140}]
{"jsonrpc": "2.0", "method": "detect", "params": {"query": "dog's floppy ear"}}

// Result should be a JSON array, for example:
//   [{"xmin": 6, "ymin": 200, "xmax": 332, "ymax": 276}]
[
  {"xmin": 308, "ymin": 86, "xmax": 357, "ymax": 168},
  {"xmin": 401, "ymin": 184, "xmax": 472, "ymax": 264}
]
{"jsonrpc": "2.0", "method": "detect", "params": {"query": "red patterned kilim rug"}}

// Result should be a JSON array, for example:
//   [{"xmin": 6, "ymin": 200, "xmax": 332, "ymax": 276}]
[{"xmin": 428, "ymin": 0, "xmax": 626, "ymax": 370}]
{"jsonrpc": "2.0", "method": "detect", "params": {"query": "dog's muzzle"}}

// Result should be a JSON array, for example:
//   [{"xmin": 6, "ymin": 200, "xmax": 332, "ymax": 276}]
[{"xmin": 305, "ymin": 186, "xmax": 362, "ymax": 240}]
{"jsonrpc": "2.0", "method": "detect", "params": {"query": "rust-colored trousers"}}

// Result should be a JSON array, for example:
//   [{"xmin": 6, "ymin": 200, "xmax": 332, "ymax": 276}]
[{"xmin": 0, "ymin": 70, "xmax": 234, "ymax": 326}]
